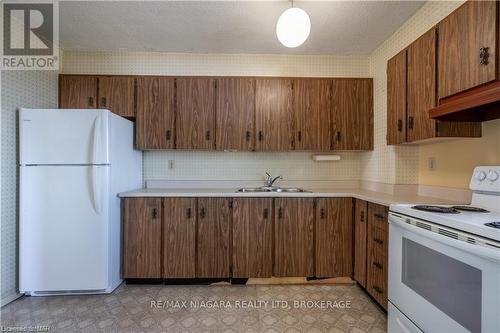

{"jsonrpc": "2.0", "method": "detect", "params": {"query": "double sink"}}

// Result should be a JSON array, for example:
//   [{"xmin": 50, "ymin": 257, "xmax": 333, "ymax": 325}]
[{"xmin": 236, "ymin": 187, "xmax": 309, "ymax": 193}]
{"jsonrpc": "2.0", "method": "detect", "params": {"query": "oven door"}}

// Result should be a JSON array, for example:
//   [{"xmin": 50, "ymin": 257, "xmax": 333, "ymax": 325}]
[{"xmin": 389, "ymin": 213, "xmax": 500, "ymax": 333}]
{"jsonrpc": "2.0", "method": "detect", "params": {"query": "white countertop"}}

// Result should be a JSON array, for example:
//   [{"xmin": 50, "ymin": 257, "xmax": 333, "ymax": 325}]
[{"xmin": 118, "ymin": 187, "xmax": 467, "ymax": 207}]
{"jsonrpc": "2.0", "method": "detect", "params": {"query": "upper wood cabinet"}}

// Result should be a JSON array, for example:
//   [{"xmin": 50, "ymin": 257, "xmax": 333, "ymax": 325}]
[
  {"xmin": 196, "ymin": 198, "xmax": 231, "ymax": 278},
  {"xmin": 232, "ymin": 198, "xmax": 273, "ymax": 278},
  {"xmin": 332, "ymin": 79, "xmax": 373, "ymax": 150},
  {"xmin": 274, "ymin": 198, "xmax": 315, "ymax": 277},
  {"xmin": 315, "ymin": 198, "xmax": 353, "ymax": 278},
  {"xmin": 294, "ymin": 79, "xmax": 332, "ymax": 151},
  {"xmin": 135, "ymin": 77, "xmax": 176, "ymax": 149},
  {"xmin": 255, "ymin": 79, "xmax": 294, "ymax": 151},
  {"xmin": 98, "ymin": 77, "xmax": 135, "ymax": 118},
  {"xmin": 387, "ymin": 50, "xmax": 407, "ymax": 145},
  {"xmin": 122, "ymin": 198, "xmax": 162, "ymax": 279},
  {"xmin": 438, "ymin": 1, "xmax": 498, "ymax": 100},
  {"xmin": 163, "ymin": 198, "xmax": 196, "ymax": 278},
  {"xmin": 176, "ymin": 77, "xmax": 216, "ymax": 150},
  {"xmin": 59, "ymin": 75, "xmax": 97, "ymax": 109},
  {"xmin": 216, "ymin": 78, "xmax": 255, "ymax": 151}
]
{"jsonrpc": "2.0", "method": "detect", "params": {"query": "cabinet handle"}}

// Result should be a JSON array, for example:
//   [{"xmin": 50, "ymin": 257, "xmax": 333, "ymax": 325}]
[
  {"xmin": 298, "ymin": 131, "xmax": 302, "ymax": 142},
  {"xmin": 373, "ymin": 261, "xmax": 383, "ymax": 269},
  {"xmin": 258, "ymin": 131, "xmax": 263, "ymax": 141},
  {"xmin": 373, "ymin": 238, "xmax": 384, "ymax": 245},
  {"xmin": 360, "ymin": 210, "xmax": 365, "ymax": 222},
  {"xmin": 166, "ymin": 130, "xmax": 171, "ymax": 141},
  {"xmin": 205, "ymin": 131, "xmax": 211, "ymax": 141},
  {"xmin": 100, "ymin": 97, "xmax": 107, "ymax": 107},
  {"xmin": 320, "ymin": 208, "xmax": 325, "ymax": 219},
  {"xmin": 373, "ymin": 285, "xmax": 383, "ymax": 294},
  {"xmin": 335, "ymin": 131, "xmax": 341, "ymax": 142},
  {"xmin": 397, "ymin": 119, "xmax": 403, "ymax": 132},
  {"xmin": 263, "ymin": 208, "xmax": 269, "ymax": 219},
  {"xmin": 88, "ymin": 97, "xmax": 94, "ymax": 107},
  {"xmin": 246, "ymin": 131, "xmax": 251, "ymax": 141},
  {"xmin": 200, "ymin": 207, "xmax": 206, "ymax": 218},
  {"xmin": 479, "ymin": 47, "xmax": 489, "ymax": 65},
  {"xmin": 186, "ymin": 207, "xmax": 192, "ymax": 219},
  {"xmin": 374, "ymin": 213, "xmax": 385, "ymax": 219},
  {"xmin": 152, "ymin": 208, "xmax": 158, "ymax": 219},
  {"xmin": 278, "ymin": 207, "xmax": 283, "ymax": 219},
  {"xmin": 408, "ymin": 116, "xmax": 414, "ymax": 130}
]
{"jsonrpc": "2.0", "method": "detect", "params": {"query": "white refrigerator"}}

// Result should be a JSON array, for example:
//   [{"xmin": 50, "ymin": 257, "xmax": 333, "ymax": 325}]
[{"xmin": 19, "ymin": 108, "xmax": 142, "ymax": 295}]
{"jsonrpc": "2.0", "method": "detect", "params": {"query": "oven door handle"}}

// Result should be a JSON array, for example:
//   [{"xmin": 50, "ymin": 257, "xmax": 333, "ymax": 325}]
[{"xmin": 390, "ymin": 215, "xmax": 500, "ymax": 263}]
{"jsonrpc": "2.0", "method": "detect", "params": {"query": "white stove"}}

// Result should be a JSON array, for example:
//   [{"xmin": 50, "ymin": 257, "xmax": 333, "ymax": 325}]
[{"xmin": 388, "ymin": 166, "xmax": 500, "ymax": 333}]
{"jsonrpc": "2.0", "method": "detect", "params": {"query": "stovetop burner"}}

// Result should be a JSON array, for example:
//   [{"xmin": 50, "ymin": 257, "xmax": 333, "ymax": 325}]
[
  {"xmin": 412, "ymin": 205, "xmax": 460, "ymax": 214},
  {"xmin": 485, "ymin": 222, "xmax": 500, "ymax": 229},
  {"xmin": 452, "ymin": 206, "xmax": 490, "ymax": 213}
]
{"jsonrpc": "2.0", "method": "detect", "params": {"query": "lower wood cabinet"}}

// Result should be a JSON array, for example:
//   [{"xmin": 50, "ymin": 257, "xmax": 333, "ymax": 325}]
[
  {"xmin": 274, "ymin": 198, "xmax": 315, "ymax": 277},
  {"xmin": 196, "ymin": 198, "xmax": 231, "ymax": 278},
  {"xmin": 232, "ymin": 198, "xmax": 273, "ymax": 278},
  {"xmin": 315, "ymin": 198, "xmax": 353, "ymax": 278},
  {"xmin": 122, "ymin": 198, "xmax": 162, "ymax": 278},
  {"xmin": 365, "ymin": 202, "xmax": 389, "ymax": 310},
  {"xmin": 163, "ymin": 198, "xmax": 196, "ymax": 278},
  {"xmin": 353, "ymin": 199, "xmax": 368, "ymax": 287}
]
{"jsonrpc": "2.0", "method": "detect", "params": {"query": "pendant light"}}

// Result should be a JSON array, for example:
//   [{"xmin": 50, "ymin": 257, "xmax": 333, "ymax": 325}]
[{"xmin": 276, "ymin": 0, "xmax": 311, "ymax": 48}]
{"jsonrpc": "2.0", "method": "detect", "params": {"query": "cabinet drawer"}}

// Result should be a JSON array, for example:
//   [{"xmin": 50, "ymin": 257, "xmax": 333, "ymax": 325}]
[
  {"xmin": 368, "ymin": 226, "xmax": 387, "ymax": 254},
  {"xmin": 368, "ymin": 203, "xmax": 388, "ymax": 230}
]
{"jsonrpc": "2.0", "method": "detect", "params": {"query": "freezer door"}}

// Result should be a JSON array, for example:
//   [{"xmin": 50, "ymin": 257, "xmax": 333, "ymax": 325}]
[
  {"xmin": 20, "ymin": 165, "xmax": 110, "ymax": 292},
  {"xmin": 19, "ymin": 108, "xmax": 109, "ymax": 165}
]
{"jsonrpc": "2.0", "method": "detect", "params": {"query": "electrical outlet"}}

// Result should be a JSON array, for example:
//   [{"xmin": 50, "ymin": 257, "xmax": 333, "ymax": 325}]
[{"xmin": 428, "ymin": 157, "xmax": 436, "ymax": 171}]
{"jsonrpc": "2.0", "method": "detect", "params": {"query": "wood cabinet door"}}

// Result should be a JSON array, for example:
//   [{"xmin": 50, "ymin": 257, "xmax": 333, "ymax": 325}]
[
  {"xmin": 163, "ymin": 198, "xmax": 197, "ymax": 278},
  {"xmin": 438, "ymin": 1, "xmax": 497, "ymax": 99},
  {"xmin": 315, "ymin": 198, "xmax": 353, "ymax": 278},
  {"xmin": 123, "ymin": 198, "xmax": 162, "ymax": 278},
  {"xmin": 255, "ymin": 79, "xmax": 294, "ymax": 151},
  {"xmin": 294, "ymin": 79, "xmax": 332, "ymax": 151},
  {"xmin": 177, "ymin": 78, "xmax": 216, "ymax": 149},
  {"xmin": 232, "ymin": 198, "xmax": 273, "ymax": 278},
  {"xmin": 332, "ymin": 78, "xmax": 373, "ymax": 150},
  {"xmin": 135, "ymin": 77, "xmax": 176, "ymax": 149},
  {"xmin": 407, "ymin": 29, "xmax": 437, "ymax": 142},
  {"xmin": 274, "ymin": 198, "xmax": 315, "ymax": 277},
  {"xmin": 216, "ymin": 78, "xmax": 255, "ymax": 150},
  {"xmin": 353, "ymin": 199, "xmax": 368, "ymax": 287},
  {"xmin": 196, "ymin": 198, "xmax": 231, "ymax": 278},
  {"xmin": 59, "ymin": 75, "xmax": 97, "ymax": 109},
  {"xmin": 98, "ymin": 77, "xmax": 135, "ymax": 117},
  {"xmin": 387, "ymin": 50, "xmax": 407, "ymax": 145}
]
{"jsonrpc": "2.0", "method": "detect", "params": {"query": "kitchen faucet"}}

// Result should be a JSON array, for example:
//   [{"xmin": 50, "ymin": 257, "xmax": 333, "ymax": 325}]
[{"xmin": 265, "ymin": 172, "xmax": 282, "ymax": 187}]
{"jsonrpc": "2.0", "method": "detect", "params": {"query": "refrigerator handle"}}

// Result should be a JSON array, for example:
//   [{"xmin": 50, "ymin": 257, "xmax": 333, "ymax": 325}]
[
  {"xmin": 90, "ymin": 166, "xmax": 102, "ymax": 214},
  {"xmin": 91, "ymin": 113, "xmax": 104, "ymax": 165}
]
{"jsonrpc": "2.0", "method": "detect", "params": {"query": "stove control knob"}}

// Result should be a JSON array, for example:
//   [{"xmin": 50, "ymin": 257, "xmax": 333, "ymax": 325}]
[
  {"xmin": 475, "ymin": 171, "xmax": 487, "ymax": 181},
  {"xmin": 487, "ymin": 170, "xmax": 499, "ymax": 182}
]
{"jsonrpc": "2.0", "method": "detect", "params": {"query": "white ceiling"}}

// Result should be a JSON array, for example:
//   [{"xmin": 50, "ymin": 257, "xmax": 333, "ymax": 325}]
[{"xmin": 60, "ymin": 1, "xmax": 425, "ymax": 55}]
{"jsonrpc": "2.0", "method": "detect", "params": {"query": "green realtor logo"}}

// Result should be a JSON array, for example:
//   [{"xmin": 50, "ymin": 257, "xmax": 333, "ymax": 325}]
[{"xmin": 3, "ymin": 3, "xmax": 53, "ymax": 56}]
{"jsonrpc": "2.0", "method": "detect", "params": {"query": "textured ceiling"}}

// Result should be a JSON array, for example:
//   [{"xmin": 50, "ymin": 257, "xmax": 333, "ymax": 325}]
[{"xmin": 60, "ymin": 1, "xmax": 425, "ymax": 55}]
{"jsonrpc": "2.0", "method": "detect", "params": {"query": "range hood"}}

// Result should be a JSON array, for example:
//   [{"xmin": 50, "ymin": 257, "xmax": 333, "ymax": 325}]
[{"xmin": 429, "ymin": 80, "xmax": 500, "ymax": 122}]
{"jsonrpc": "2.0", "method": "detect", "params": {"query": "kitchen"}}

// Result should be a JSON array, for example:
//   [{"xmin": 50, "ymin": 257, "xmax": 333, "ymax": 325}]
[{"xmin": 1, "ymin": 0, "xmax": 500, "ymax": 332}]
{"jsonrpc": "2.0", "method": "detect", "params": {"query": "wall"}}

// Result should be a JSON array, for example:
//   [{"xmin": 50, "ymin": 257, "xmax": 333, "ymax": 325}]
[
  {"xmin": 62, "ymin": 51, "xmax": 370, "ymax": 182},
  {"xmin": 1, "ymin": 71, "xmax": 59, "ymax": 305}
]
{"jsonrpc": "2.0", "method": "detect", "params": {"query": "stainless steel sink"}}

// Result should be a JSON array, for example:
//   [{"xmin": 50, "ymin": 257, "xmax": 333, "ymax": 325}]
[{"xmin": 236, "ymin": 187, "xmax": 309, "ymax": 193}]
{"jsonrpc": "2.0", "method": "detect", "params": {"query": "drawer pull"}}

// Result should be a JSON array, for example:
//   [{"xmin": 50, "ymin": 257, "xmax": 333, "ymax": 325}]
[
  {"xmin": 186, "ymin": 207, "xmax": 192, "ymax": 219},
  {"xmin": 278, "ymin": 207, "xmax": 283, "ymax": 219},
  {"xmin": 298, "ymin": 131, "xmax": 302, "ymax": 142},
  {"xmin": 373, "ymin": 238, "xmax": 384, "ymax": 245},
  {"xmin": 258, "ymin": 131, "xmax": 263, "ymax": 141},
  {"xmin": 200, "ymin": 207, "xmax": 206, "ymax": 218},
  {"xmin": 374, "ymin": 213, "xmax": 385, "ymax": 219},
  {"xmin": 480, "ymin": 47, "xmax": 489, "ymax": 65},
  {"xmin": 373, "ymin": 286, "xmax": 383, "ymax": 294},
  {"xmin": 360, "ymin": 210, "xmax": 365, "ymax": 222},
  {"xmin": 246, "ymin": 131, "xmax": 251, "ymax": 141},
  {"xmin": 320, "ymin": 208, "xmax": 325, "ymax": 219},
  {"xmin": 152, "ymin": 208, "xmax": 158, "ymax": 219},
  {"xmin": 100, "ymin": 97, "xmax": 107, "ymax": 107},
  {"xmin": 88, "ymin": 97, "xmax": 94, "ymax": 107},
  {"xmin": 373, "ymin": 262, "xmax": 383, "ymax": 269},
  {"xmin": 205, "ymin": 131, "xmax": 211, "ymax": 141},
  {"xmin": 263, "ymin": 208, "xmax": 269, "ymax": 219},
  {"xmin": 166, "ymin": 130, "xmax": 171, "ymax": 141}
]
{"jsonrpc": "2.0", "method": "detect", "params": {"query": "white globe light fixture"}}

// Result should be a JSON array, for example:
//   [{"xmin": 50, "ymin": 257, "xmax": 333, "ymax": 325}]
[{"xmin": 276, "ymin": 6, "xmax": 311, "ymax": 48}]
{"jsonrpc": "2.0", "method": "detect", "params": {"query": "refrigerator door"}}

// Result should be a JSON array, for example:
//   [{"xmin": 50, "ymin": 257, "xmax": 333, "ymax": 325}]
[
  {"xmin": 20, "ymin": 165, "xmax": 110, "ymax": 293},
  {"xmin": 19, "ymin": 108, "xmax": 109, "ymax": 165}
]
